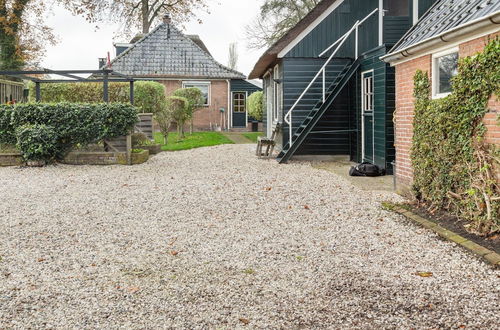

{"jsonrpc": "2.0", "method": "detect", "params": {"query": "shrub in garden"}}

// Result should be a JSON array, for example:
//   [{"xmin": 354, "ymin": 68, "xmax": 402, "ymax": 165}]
[
  {"xmin": 15, "ymin": 124, "xmax": 58, "ymax": 163},
  {"xmin": 28, "ymin": 81, "xmax": 167, "ymax": 114},
  {"xmin": 154, "ymin": 96, "xmax": 188, "ymax": 144},
  {"xmin": 411, "ymin": 38, "xmax": 499, "ymax": 235},
  {"xmin": 173, "ymin": 88, "xmax": 204, "ymax": 134},
  {"xmin": 248, "ymin": 91, "xmax": 263, "ymax": 121},
  {"xmin": 0, "ymin": 103, "xmax": 138, "ymax": 162}
]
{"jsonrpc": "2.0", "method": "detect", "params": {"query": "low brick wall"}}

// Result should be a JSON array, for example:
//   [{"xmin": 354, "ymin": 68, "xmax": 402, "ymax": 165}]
[{"xmin": 0, "ymin": 153, "xmax": 23, "ymax": 166}]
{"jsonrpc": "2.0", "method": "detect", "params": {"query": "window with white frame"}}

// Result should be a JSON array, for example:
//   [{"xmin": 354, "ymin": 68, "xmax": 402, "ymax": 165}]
[
  {"xmin": 432, "ymin": 49, "xmax": 459, "ymax": 98},
  {"xmin": 362, "ymin": 74, "xmax": 374, "ymax": 112},
  {"xmin": 182, "ymin": 82, "xmax": 211, "ymax": 106}
]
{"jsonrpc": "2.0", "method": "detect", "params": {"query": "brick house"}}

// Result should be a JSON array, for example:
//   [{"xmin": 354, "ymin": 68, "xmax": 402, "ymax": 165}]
[
  {"xmin": 104, "ymin": 15, "xmax": 261, "ymax": 131},
  {"xmin": 382, "ymin": 0, "xmax": 500, "ymax": 194}
]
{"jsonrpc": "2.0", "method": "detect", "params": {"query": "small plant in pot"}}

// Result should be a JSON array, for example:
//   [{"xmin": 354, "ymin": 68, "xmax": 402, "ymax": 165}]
[{"xmin": 132, "ymin": 133, "xmax": 161, "ymax": 154}]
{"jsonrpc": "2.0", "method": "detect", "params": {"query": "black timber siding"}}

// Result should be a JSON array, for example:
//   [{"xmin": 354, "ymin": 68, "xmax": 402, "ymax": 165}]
[
  {"xmin": 230, "ymin": 79, "xmax": 261, "ymax": 94},
  {"xmin": 281, "ymin": 57, "xmax": 352, "ymax": 150},
  {"xmin": 384, "ymin": 17, "xmax": 411, "ymax": 45},
  {"xmin": 284, "ymin": 0, "xmax": 380, "ymax": 59},
  {"xmin": 356, "ymin": 46, "xmax": 395, "ymax": 173}
]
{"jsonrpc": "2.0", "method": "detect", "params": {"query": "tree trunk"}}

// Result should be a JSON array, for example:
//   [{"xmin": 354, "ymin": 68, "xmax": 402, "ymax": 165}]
[{"xmin": 141, "ymin": 0, "xmax": 151, "ymax": 33}]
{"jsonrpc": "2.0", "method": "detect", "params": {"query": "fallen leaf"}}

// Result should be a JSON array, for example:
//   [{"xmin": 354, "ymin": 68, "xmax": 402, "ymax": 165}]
[
  {"xmin": 170, "ymin": 250, "xmax": 179, "ymax": 256},
  {"xmin": 37, "ymin": 258, "xmax": 46, "ymax": 262},
  {"xmin": 239, "ymin": 318, "xmax": 250, "ymax": 325},
  {"xmin": 127, "ymin": 286, "xmax": 140, "ymax": 293},
  {"xmin": 265, "ymin": 187, "xmax": 272, "ymax": 191},
  {"xmin": 415, "ymin": 272, "xmax": 433, "ymax": 278},
  {"xmin": 304, "ymin": 205, "xmax": 310, "ymax": 210}
]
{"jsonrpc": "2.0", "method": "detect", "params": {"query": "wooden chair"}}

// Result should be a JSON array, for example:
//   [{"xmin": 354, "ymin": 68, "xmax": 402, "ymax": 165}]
[{"xmin": 257, "ymin": 122, "xmax": 282, "ymax": 158}]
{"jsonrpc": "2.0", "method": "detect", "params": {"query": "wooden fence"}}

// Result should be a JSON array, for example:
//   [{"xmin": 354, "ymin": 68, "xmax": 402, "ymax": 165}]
[{"xmin": 0, "ymin": 79, "xmax": 24, "ymax": 104}]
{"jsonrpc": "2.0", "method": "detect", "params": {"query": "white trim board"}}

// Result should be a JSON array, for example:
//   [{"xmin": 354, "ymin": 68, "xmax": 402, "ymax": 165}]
[
  {"xmin": 387, "ymin": 25, "xmax": 500, "ymax": 66},
  {"xmin": 277, "ymin": 0, "xmax": 344, "ymax": 58}
]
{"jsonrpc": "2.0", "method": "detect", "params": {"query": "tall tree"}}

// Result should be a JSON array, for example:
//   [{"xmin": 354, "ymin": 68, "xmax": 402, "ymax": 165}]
[
  {"xmin": 227, "ymin": 42, "xmax": 238, "ymax": 70},
  {"xmin": 62, "ymin": 0, "xmax": 208, "ymax": 36},
  {"xmin": 0, "ymin": 0, "xmax": 55, "ymax": 69},
  {"xmin": 245, "ymin": 0, "xmax": 320, "ymax": 50}
]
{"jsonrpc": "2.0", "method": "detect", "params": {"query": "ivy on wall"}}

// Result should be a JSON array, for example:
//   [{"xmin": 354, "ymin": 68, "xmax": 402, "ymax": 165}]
[{"xmin": 412, "ymin": 38, "xmax": 499, "ymax": 236}]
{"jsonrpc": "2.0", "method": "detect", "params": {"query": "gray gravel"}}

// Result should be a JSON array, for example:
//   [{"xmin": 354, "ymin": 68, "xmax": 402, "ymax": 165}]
[{"xmin": 0, "ymin": 144, "xmax": 499, "ymax": 329}]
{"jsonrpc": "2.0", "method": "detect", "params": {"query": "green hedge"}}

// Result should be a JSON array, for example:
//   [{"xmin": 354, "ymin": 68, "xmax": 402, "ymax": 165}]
[
  {"xmin": 28, "ymin": 81, "xmax": 166, "ymax": 114},
  {"xmin": 0, "ymin": 103, "xmax": 138, "ymax": 162}
]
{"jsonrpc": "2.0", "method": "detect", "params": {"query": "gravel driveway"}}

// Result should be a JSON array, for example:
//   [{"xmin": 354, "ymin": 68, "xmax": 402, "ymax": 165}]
[{"xmin": 0, "ymin": 145, "xmax": 498, "ymax": 329}]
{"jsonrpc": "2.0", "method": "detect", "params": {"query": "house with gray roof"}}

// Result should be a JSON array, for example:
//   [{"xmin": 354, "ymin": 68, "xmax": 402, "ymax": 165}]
[
  {"xmin": 382, "ymin": 0, "xmax": 499, "ymax": 194},
  {"xmin": 102, "ymin": 15, "xmax": 261, "ymax": 131}
]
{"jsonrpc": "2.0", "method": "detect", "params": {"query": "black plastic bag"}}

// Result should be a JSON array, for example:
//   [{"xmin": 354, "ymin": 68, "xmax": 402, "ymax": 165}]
[{"xmin": 349, "ymin": 162, "xmax": 386, "ymax": 177}]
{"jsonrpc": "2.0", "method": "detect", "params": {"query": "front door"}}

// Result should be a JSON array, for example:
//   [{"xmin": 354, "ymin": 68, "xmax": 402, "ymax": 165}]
[
  {"xmin": 362, "ymin": 71, "xmax": 374, "ymax": 163},
  {"xmin": 232, "ymin": 92, "xmax": 247, "ymax": 128}
]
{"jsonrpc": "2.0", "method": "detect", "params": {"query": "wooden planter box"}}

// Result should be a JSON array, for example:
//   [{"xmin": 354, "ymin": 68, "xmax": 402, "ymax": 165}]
[
  {"xmin": 0, "ymin": 153, "xmax": 24, "ymax": 166},
  {"xmin": 131, "ymin": 150, "xmax": 150, "ymax": 164},
  {"xmin": 140, "ymin": 144, "xmax": 162, "ymax": 155}
]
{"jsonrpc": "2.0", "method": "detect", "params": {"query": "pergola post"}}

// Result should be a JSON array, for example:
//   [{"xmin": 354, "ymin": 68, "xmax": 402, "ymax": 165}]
[
  {"xmin": 129, "ymin": 80, "xmax": 134, "ymax": 105},
  {"xmin": 103, "ymin": 71, "xmax": 109, "ymax": 103},
  {"xmin": 35, "ymin": 82, "xmax": 41, "ymax": 102}
]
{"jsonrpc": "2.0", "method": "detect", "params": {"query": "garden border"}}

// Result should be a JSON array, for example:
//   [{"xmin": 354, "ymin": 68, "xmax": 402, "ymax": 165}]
[{"xmin": 386, "ymin": 203, "xmax": 500, "ymax": 268}]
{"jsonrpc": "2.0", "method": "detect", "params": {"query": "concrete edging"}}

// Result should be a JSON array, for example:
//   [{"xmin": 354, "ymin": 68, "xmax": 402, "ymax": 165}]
[{"xmin": 390, "ymin": 205, "xmax": 500, "ymax": 268}]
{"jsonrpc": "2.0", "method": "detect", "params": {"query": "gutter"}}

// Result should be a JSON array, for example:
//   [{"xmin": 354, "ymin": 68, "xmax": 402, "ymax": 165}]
[{"xmin": 382, "ymin": 11, "xmax": 500, "ymax": 63}]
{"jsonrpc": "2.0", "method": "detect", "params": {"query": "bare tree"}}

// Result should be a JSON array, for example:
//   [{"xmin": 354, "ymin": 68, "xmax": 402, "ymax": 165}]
[
  {"xmin": 61, "ymin": 0, "xmax": 209, "ymax": 36},
  {"xmin": 227, "ymin": 42, "xmax": 238, "ymax": 70},
  {"xmin": 245, "ymin": 0, "xmax": 320, "ymax": 50}
]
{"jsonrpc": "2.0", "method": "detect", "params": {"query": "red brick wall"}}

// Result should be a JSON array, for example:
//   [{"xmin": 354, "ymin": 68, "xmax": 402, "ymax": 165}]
[
  {"xmin": 159, "ymin": 80, "xmax": 229, "ymax": 131},
  {"xmin": 394, "ymin": 54, "xmax": 432, "ymax": 192},
  {"xmin": 394, "ymin": 33, "xmax": 499, "ymax": 194}
]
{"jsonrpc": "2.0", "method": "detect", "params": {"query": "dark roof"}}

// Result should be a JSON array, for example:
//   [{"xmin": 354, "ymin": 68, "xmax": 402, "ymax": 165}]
[
  {"xmin": 390, "ymin": 0, "xmax": 500, "ymax": 54},
  {"xmin": 249, "ymin": 0, "xmax": 337, "ymax": 79},
  {"xmin": 108, "ymin": 23, "xmax": 246, "ymax": 79},
  {"xmin": 186, "ymin": 35, "xmax": 212, "ymax": 57}
]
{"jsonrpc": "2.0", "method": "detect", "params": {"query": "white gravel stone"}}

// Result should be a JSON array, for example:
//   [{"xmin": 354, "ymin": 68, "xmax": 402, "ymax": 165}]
[{"xmin": 0, "ymin": 144, "xmax": 498, "ymax": 329}]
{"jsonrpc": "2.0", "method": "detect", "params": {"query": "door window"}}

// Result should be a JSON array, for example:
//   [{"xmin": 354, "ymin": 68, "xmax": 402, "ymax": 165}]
[
  {"xmin": 233, "ymin": 92, "xmax": 246, "ymax": 112},
  {"xmin": 362, "ymin": 74, "xmax": 374, "ymax": 112},
  {"xmin": 384, "ymin": 0, "xmax": 409, "ymax": 16}
]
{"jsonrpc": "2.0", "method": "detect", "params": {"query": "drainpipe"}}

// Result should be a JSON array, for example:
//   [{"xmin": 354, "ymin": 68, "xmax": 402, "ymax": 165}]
[{"xmin": 226, "ymin": 79, "xmax": 231, "ymax": 131}]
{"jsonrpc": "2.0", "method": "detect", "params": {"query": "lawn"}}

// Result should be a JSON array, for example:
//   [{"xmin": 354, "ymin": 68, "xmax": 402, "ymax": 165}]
[
  {"xmin": 154, "ymin": 132, "xmax": 234, "ymax": 151},
  {"xmin": 242, "ymin": 132, "xmax": 264, "ymax": 143}
]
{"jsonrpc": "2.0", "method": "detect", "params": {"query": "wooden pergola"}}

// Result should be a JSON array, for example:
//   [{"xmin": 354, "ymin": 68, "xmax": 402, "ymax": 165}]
[{"xmin": 0, "ymin": 68, "xmax": 136, "ymax": 104}]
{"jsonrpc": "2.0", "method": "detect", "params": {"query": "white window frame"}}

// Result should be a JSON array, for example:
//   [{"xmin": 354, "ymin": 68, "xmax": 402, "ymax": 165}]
[
  {"xmin": 232, "ymin": 91, "xmax": 247, "ymax": 113},
  {"xmin": 361, "ymin": 70, "xmax": 375, "ymax": 162},
  {"xmin": 431, "ymin": 47, "xmax": 459, "ymax": 99},
  {"xmin": 182, "ymin": 81, "xmax": 211, "ymax": 106}
]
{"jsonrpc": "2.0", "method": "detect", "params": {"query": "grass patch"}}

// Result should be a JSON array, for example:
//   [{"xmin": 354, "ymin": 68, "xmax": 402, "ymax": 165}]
[
  {"xmin": 154, "ymin": 132, "xmax": 234, "ymax": 151},
  {"xmin": 242, "ymin": 132, "xmax": 264, "ymax": 143}
]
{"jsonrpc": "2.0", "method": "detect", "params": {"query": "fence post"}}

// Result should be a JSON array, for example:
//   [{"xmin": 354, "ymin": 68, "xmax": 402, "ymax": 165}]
[
  {"xmin": 103, "ymin": 72, "xmax": 109, "ymax": 103},
  {"xmin": 129, "ymin": 80, "xmax": 134, "ymax": 105},
  {"xmin": 126, "ymin": 133, "xmax": 132, "ymax": 165},
  {"xmin": 35, "ymin": 82, "xmax": 41, "ymax": 102}
]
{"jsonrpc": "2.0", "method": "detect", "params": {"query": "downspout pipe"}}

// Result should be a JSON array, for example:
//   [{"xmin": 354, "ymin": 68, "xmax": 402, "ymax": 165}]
[{"xmin": 382, "ymin": 11, "xmax": 500, "ymax": 63}]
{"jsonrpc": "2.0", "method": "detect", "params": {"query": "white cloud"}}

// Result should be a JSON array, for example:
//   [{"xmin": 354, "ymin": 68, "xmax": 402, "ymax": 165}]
[{"xmin": 41, "ymin": 0, "xmax": 264, "ymax": 76}]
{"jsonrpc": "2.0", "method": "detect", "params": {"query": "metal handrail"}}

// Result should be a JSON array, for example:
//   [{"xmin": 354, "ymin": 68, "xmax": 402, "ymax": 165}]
[{"xmin": 284, "ymin": 8, "xmax": 379, "ymax": 147}]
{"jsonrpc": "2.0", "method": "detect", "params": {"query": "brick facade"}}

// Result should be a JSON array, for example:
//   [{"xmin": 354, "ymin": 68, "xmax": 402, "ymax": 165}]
[
  {"xmin": 160, "ymin": 80, "xmax": 229, "ymax": 131},
  {"xmin": 394, "ymin": 33, "xmax": 499, "ymax": 195}
]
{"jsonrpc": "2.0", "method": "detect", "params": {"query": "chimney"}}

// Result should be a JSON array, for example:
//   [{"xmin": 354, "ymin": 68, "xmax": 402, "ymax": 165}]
[
  {"xmin": 163, "ymin": 13, "xmax": 171, "ymax": 24},
  {"xmin": 98, "ymin": 58, "xmax": 107, "ymax": 69}
]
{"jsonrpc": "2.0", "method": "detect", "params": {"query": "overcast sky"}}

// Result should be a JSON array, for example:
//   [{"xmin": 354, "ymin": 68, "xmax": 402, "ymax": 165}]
[{"xmin": 41, "ymin": 0, "xmax": 264, "ymax": 76}]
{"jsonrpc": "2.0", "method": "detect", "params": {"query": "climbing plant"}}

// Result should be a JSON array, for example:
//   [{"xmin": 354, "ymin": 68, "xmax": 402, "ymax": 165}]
[{"xmin": 412, "ymin": 38, "xmax": 499, "ymax": 236}]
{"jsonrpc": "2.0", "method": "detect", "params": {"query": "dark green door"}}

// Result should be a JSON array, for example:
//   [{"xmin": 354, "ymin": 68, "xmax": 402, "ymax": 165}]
[
  {"xmin": 232, "ymin": 92, "xmax": 247, "ymax": 128},
  {"xmin": 362, "ymin": 71, "xmax": 374, "ymax": 163}
]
